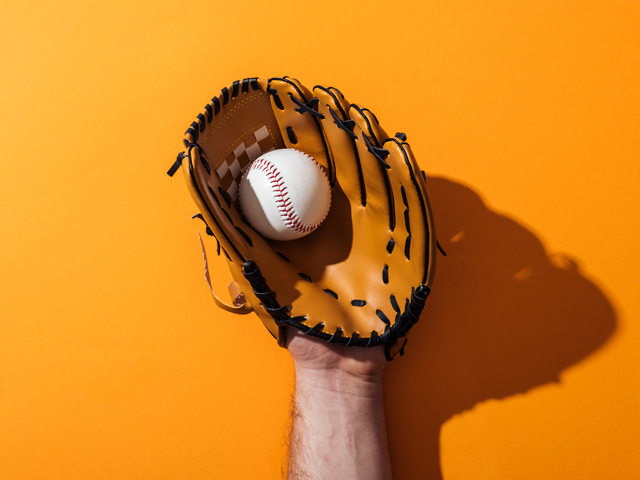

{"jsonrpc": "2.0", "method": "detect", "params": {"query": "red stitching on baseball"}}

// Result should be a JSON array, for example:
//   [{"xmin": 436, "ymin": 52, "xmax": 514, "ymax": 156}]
[{"xmin": 239, "ymin": 150, "xmax": 330, "ymax": 235}]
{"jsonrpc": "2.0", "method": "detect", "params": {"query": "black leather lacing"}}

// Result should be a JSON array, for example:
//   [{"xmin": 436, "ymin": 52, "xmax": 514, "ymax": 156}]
[
  {"xmin": 286, "ymin": 126, "xmax": 298, "ymax": 144},
  {"xmin": 384, "ymin": 284, "xmax": 431, "ymax": 360},
  {"xmin": 386, "ymin": 238, "xmax": 395, "ymax": 254},
  {"xmin": 395, "ymin": 132, "xmax": 407, "ymax": 141},
  {"xmin": 329, "ymin": 107, "xmax": 357, "ymax": 140},
  {"xmin": 376, "ymin": 309, "xmax": 391, "ymax": 327},
  {"xmin": 217, "ymin": 186, "xmax": 232, "ymax": 208},
  {"xmin": 266, "ymin": 86, "xmax": 284, "ymax": 109},
  {"xmin": 182, "ymin": 141, "xmax": 211, "ymax": 174},
  {"xmin": 401, "ymin": 184, "xmax": 411, "ymax": 260},
  {"xmin": 207, "ymin": 186, "xmax": 221, "ymax": 208},
  {"xmin": 196, "ymin": 114, "xmax": 206, "ymax": 133},
  {"xmin": 192, "ymin": 213, "xmax": 214, "ymax": 237},
  {"xmin": 365, "ymin": 331, "xmax": 379, "ymax": 347},
  {"xmin": 220, "ymin": 208, "xmax": 233, "ymax": 225},
  {"xmin": 327, "ymin": 328, "xmax": 344, "ymax": 343},
  {"xmin": 288, "ymin": 94, "xmax": 325, "ymax": 119},
  {"xmin": 308, "ymin": 322, "xmax": 325, "ymax": 335},
  {"xmin": 298, "ymin": 273, "xmax": 312, "ymax": 282},
  {"xmin": 167, "ymin": 152, "xmax": 185, "ymax": 177},
  {"xmin": 362, "ymin": 133, "xmax": 391, "ymax": 169},
  {"xmin": 323, "ymin": 289, "xmax": 338, "ymax": 299},
  {"xmin": 243, "ymin": 260, "xmax": 290, "ymax": 325},
  {"xmin": 186, "ymin": 121, "xmax": 200, "ymax": 143},
  {"xmin": 276, "ymin": 251, "xmax": 291, "ymax": 263},
  {"xmin": 192, "ymin": 213, "xmax": 222, "ymax": 255},
  {"xmin": 404, "ymin": 235, "xmax": 412, "ymax": 260},
  {"xmin": 345, "ymin": 332, "xmax": 360, "ymax": 346},
  {"xmin": 390, "ymin": 295, "xmax": 400, "ymax": 315},
  {"xmin": 235, "ymin": 226, "xmax": 254, "ymax": 246}
]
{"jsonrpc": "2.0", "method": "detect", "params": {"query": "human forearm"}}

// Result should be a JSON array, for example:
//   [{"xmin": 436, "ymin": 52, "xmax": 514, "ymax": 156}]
[{"xmin": 287, "ymin": 366, "xmax": 393, "ymax": 480}]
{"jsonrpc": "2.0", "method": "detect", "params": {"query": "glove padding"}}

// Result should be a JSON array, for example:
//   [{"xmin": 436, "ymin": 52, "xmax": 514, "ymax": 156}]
[{"xmin": 168, "ymin": 77, "xmax": 437, "ymax": 359}]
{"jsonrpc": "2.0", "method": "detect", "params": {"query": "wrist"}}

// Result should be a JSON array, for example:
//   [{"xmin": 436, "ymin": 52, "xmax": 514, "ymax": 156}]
[
  {"xmin": 294, "ymin": 364, "xmax": 384, "ymax": 398},
  {"xmin": 287, "ymin": 328, "xmax": 388, "ymax": 382},
  {"xmin": 289, "ymin": 358, "xmax": 392, "ymax": 480}
]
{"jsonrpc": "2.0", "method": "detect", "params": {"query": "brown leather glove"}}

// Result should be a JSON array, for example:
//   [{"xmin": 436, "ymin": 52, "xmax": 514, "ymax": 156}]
[{"xmin": 168, "ymin": 77, "xmax": 438, "ymax": 359}]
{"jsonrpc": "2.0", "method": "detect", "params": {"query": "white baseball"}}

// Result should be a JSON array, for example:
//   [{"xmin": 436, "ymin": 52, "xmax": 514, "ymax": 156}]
[{"xmin": 238, "ymin": 148, "xmax": 331, "ymax": 241}]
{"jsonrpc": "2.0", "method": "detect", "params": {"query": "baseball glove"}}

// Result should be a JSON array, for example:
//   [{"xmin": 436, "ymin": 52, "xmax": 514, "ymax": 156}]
[{"xmin": 168, "ymin": 76, "xmax": 438, "ymax": 359}]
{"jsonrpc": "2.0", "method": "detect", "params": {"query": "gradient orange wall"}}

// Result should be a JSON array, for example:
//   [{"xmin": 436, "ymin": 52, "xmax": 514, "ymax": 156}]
[{"xmin": 1, "ymin": 0, "xmax": 639, "ymax": 478}]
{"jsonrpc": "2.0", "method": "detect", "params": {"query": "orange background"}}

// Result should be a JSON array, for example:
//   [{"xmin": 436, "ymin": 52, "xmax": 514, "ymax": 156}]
[{"xmin": 1, "ymin": 0, "xmax": 639, "ymax": 478}]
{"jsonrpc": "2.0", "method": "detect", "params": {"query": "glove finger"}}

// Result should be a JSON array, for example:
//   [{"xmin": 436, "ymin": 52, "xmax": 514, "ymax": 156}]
[
  {"xmin": 266, "ymin": 77, "xmax": 335, "ymax": 184},
  {"xmin": 183, "ymin": 145, "xmax": 263, "ymax": 265},
  {"xmin": 382, "ymin": 137, "xmax": 437, "ymax": 287},
  {"xmin": 313, "ymin": 85, "xmax": 366, "ymax": 206},
  {"xmin": 348, "ymin": 104, "xmax": 395, "ymax": 230}
]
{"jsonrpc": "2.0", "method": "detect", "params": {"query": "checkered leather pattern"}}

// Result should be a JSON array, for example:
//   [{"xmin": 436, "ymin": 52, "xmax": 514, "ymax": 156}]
[{"xmin": 216, "ymin": 124, "xmax": 276, "ymax": 202}]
